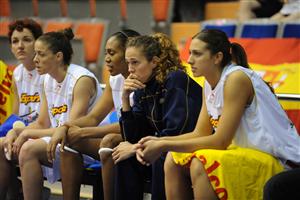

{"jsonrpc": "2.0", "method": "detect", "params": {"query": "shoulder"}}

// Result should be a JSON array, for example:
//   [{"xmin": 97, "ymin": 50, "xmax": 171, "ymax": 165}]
[
  {"xmin": 76, "ymin": 76, "xmax": 95, "ymax": 86},
  {"xmin": 13, "ymin": 64, "xmax": 24, "ymax": 81},
  {"xmin": 13, "ymin": 64, "xmax": 23, "ymax": 75},
  {"xmin": 225, "ymin": 69, "xmax": 252, "ymax": 86},
  {"xmin": 224, "ymin": 70, "xmax": 253, "ymax": 99},
  {"xmin": 69, "ymin": 64, "xmax": 89, "ymax": 74},
  {"xmin": 164, "ymin": 70, "xmax": 189, "ymax": 89},
  {"xmin": 110, "ymin": 74, "xmax": 124, "ymax": 88},
  {"xmin": 69, "ymin": 64, "xmax": 98, "ymax": 82}
]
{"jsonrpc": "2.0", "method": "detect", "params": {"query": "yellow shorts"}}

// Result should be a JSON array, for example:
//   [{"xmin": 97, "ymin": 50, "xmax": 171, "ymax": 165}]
[{"xmin": 171, "ymin": 145, "xmax": 284, "ymax": 200}]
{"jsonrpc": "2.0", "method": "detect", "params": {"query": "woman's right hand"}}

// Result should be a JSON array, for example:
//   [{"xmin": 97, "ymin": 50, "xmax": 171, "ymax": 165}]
[
  {"xmin": 122, "ymin": 74, "xmax": 145, "ymax": 111},
  {"xmin": 123, "ymin": 73, "xmax": 145, "ymax": 98},
  {"xmin": 3, "ymin": 129, "xmax": 18, "ymax": 160},
  {"xmin": 112, "ymin": 141, "xmax": 139, "ymax": 164},
  {"xmin": 139, "ymin": 136, "xmax": 159, "ymax": 145},
  {"xmin": 47, "ymin": 125, "xmax": 68, "ymax": 162}
]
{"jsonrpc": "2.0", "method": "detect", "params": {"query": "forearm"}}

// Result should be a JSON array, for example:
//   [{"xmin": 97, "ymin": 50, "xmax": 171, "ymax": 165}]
[
  {"xmin": 27, "ymin": 120, "xmax": 48, "ymax": 129},
  {"xmin": 80, "ymin": 123, "xmax": 121, "ymax": 139},
  {"xmin": 24, "ymin": 128, "xmax": 56, "ymax": 139},
  {"xmin": 121, "ymin": 95, "xmax": 131, "ymax": 112},
  {"xmin": 161, "ymin": 134, "xmax": 227, "ymax": 153},
  {"xmin": 13, "ymin": 121, "xmax": 47, "ymax": 136},
  {"xmin": 67, "ymin": 114, "xmax": 101, "ymax": 128},
  {"xmin": 161, "ymin": 132, "xmax": 198, "ymax": 141}
]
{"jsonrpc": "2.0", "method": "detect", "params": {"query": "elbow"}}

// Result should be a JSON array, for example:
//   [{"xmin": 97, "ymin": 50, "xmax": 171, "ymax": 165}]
[
  {"xmin": 87, "ymin": 113, "xmax": 100, "ymax": 126},
  {"xmin": 217, "ymin": 139, "xmax": 231, "ymax": 150},
  {"xmin": 37, "ymin": 120, "xmax": 49, "ymax": 129},
  {"xmin": 211, "ymin": 137, "xmax": 230, "ymax": 150}
]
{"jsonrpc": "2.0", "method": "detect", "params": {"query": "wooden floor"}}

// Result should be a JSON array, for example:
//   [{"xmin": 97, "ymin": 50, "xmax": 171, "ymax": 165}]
[
  {"xmin": 45, "ymin": 181, "xmax": 152, "ymax": 200},
  {"xmin": 45, "ymin": 181, "xmax": 93, "ymax": 200}
]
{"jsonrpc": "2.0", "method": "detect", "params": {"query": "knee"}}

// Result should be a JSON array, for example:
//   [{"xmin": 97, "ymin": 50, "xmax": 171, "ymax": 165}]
[
  {"xmin": 60, "ymin": 149, "xmax": 82, "ymax": 163},
  {"xmin": 0, "ymin": 138, "xmax": 4, "ymax": 149},
  {"xmin": 18, "ymin": 141, "xmax": 36, "ymax": 166},
  {"xmin": 164, "ymin": 153, "xmax": 177, "ymax": 176},
  {"xmin": 99, "ymin": 134, "xmax": 121, "ymax": 162},
  {"xmin": 0, "ymin": 138, "xmax": 5, "ymax": 154},
  {"xmin": 190, "ymin": 158, "xmax": 206, "ymax": 184},
  {"xmin": 0, "ymin": 138, "xmax": 6, "ymax": 161},
  {"xmin": 100, "ymin": 134, "xmax": 122, "ymax": 148}
]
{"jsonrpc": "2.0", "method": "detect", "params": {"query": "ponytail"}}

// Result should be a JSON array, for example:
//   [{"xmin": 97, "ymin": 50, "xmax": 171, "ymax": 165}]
[
  {"xmin": 231, "ymin": 42, "xmax": 249, "ymax": 68},
  {"xmin": 231, "ymin": 42, "xmax": 275, "ymax": 94}
]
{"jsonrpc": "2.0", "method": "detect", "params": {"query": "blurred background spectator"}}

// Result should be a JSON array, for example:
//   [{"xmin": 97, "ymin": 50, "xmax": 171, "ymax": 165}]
[
  {"xmin": 238, "ymin": 0, "xmax": 283, "ymax": 21},
  {"xmin": 271, "ymin": 0, "xmax": 300, "ymax": 21}
]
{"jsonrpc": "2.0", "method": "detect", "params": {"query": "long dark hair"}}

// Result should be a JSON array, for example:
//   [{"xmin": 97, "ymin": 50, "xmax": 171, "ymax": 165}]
[{"xmin": 193, "ymin": 29, "xmax": 274, "ymax": 93}]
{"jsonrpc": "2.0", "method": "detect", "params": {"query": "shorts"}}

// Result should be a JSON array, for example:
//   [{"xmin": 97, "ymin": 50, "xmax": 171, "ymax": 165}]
[{"xmin": 171, "ymin": 145, "xmax": 284, "ymax": 200}]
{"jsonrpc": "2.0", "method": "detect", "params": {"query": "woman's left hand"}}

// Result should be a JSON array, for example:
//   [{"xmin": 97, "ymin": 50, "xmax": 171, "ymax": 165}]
[
  {"xmin": 112, "ymin": 141, "xmax": 139, "ymax": 164},
  {"xmin": 67, "ymin": 125, "xmax": 83, "ymax": 145},
  {"xmin": 12, "ymin": 130, "xmax": 29, "ymax": 155},
  {"xmin": 140, "ymin": 139, "xmax": 162, "ymax": 164}
]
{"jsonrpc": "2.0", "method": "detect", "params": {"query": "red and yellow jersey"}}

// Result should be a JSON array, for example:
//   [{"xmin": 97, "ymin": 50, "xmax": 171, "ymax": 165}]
[{"xmin": 0, "ymin": 60, "xmax": 14, "ymax": 124}]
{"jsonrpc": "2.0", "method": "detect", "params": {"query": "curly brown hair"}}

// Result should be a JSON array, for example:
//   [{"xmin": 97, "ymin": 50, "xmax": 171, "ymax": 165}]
[
  {"xmin": 8, "ymin": 18, "xmax": 43, "ymax": 43},
  {"xmin": 126, "ymin": 33, "xmax": 185, "ymax": 83}
]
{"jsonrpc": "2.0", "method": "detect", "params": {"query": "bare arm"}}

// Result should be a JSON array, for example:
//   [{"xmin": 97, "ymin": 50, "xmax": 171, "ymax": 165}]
[
  {"xmin": 17, "ymin": 91, "xmax": 52, "ymax": 137},
  {"xmin": 26, "ymin": 91, "xmax": 51, "ymax": 130},
  {"xmin": 67, "ymin": 82, "xmax": 114, "ymax": 127},
  {"xmin": 122, "ymin": 73, "xmax": 145, "ymax": 112},
  {"xmin": 71, "ymin": 123, "xmax": 120, "ymax": 139},
  {"xmin": 19, "ymin": 76, "xmax": 97, "ymax": 138},
  {"xmin": 12, "ymin": 78, "xmax": 19, "ymax": 115},
  {"xmin": 65, "ymin": 80, "xmax": 120, "ymax": 140},
  {"xmin": 159, "ymin": 71, "xmax": 253, "ymax": 152},
  {"xmin": 47, "ymin": 76, "xmax": 101, "ymax": 160},
  {"xmin": 12, "ymin": 91, "xmax": 52, "ymax": 154}
]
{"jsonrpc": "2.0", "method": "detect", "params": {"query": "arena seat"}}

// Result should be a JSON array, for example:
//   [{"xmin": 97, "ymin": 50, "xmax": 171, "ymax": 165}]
[
  {"xmin": 202, "ymin": 19, "xmax": 237, "ymax": 38},
  {"xmin": 119, "ymin": 0, "xmax": 128, "ymax": 29},
  {"xmin": 44, "ymin": 18, "xmax": 73, "ymax": 33},
  {"xmin": 32, "ymin": 0, "xmax": 39, "ymax": 16},
  {"xmin": 75, "ymin": 18, "xmax": 109, "ymax": 81},
  {"xmin": 0, "ymin": 18, "xmax": 10, "ymax": 36},
  {"xmin": 281, "ymin": 21, "xmax": 300, "ymax": 38},
  {"xmin": 238, "ymin": 19, "xmax": 279, "ymax": 38},
  {"xmin": 151, "ymin": 0, "xmax": 173, "ymax": 34},
  {"xmin": 82, "ymin": 162, "xmax": 103, "ymax": 200},
  {"xmin": 0, "ymin": 35, "xmax": 17, "ymax": 65},
  {"xmin": 204, "ymin": 1, "xmax": 239, "ymax": 20},
  {"xmin": 0, "ymin": 0, "xmax": 11, "ymax": 17},
  {"xmin": 70, "ymin": 37, "xmax": 86, "ymax": 67}
]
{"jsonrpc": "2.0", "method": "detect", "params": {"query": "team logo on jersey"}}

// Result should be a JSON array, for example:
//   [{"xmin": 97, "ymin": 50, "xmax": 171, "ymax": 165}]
[
  {"xmin": 20, "ymin": 92, "xmax": 40, "ymax": 105},
  {"xmin": 51, "ymin": 104, "xmax": 68, "ymax": 116},
  {"xmin": 209, "ymin": 115, "xmax": 220, "ymax": 130}
]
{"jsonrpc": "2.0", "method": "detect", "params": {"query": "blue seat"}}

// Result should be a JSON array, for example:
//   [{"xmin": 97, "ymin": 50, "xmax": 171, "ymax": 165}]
[
  {"xmin": 109, "ymin": 110, "xmax": 118, "ymax": 123},
  {"xmin": 202, "ymin": 19, "xmax": 237, "ymax": 37},
  {"xmin": 85, "ymin": 161, "xmax": 102, "ymax": 170},
  {"xmin": 239, "ymin": 19, "xmax": 279, "ymax": 38},
  {"xmin": 282, "ymin": 22, "xmax": 300, "ymax": 38}
]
